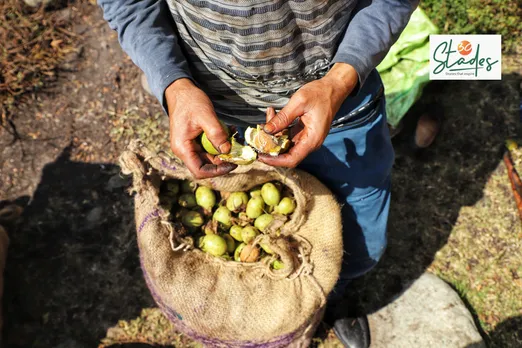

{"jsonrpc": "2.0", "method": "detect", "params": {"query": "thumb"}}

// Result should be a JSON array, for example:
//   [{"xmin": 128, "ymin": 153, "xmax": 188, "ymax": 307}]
[
  {"xmin": 263, "ymin": 96, "xmax": 304, "ymax": 134},
  {"xmin": 201, "ymin": 116, "xmax": 231, "ymax": 154},
  {"xmin": 265, "ymin": 106, "xmax": 276, "ymax": 124}
]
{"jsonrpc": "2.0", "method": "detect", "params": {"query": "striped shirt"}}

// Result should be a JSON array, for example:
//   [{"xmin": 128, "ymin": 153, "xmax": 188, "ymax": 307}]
[
  {"xmin": 167, "ymin": 1, "xmax": 356, "ymax": 122},
  {"xmin": 99, "ymin": 0, "xmax": 417, "ymax": 124}
]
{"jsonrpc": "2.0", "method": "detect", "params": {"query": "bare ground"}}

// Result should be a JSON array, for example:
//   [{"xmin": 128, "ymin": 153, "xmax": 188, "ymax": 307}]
[{"xmin": 0, "ymin": 2, "xmax": 521, "ymax": 347}]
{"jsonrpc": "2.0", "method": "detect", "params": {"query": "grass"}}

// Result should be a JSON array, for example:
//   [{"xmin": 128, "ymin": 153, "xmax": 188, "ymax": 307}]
[
  {"xmin": 421, "ymin": 0, "xmax": 522, "ymax": 53},
  {"xmin": 429, "ymin": 146, "xmax": 522, "ymax": 347},
  {"xmin": 99, "ymin": 308, "xmax": 202, "ymax": 348},
  {"xmin": 0, "ymin": 0, "xmax": 520, "ymax": 347},
  {"xmin": 109, "ymin": 107, "xmax": 170, "ymax": 153}
]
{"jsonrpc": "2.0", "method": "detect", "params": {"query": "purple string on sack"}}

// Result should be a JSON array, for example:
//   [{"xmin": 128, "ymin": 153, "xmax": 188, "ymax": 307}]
[
  {"xmin": 138, "ymin": 254, "xmax": 303, "ymax": 348},
  {"xmin": 161, "ymin": 159, "xmax": 177, "ymax": 171},
  {"xmin": 138, "ymin": 209, "xmax": 160, "ymax": 234}
]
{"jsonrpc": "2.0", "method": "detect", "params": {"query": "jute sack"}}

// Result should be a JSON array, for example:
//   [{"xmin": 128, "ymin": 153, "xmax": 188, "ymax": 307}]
[{"xmin": 119, "ymin": 140, "xmax": 343, "ymax": 347}]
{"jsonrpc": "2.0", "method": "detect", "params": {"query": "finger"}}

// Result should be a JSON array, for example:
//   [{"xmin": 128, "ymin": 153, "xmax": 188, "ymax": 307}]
[
  {"xmin": 200, "ymin": 116, "xmax": 231, "ymax": 154},
  {"xmin": 258, "ymin": 140, "xmax": 312, "ymax": 168},
  {"xmin": 186, "ymin": 151, "xmax": 237, "ymax": 179},
  {"xmin": 263, "ymin": 96, "xmax": 304, "ymax": 134},
  {"xmin": 174, "ymin": 140, "xmax": 236, "ymax": 179},
  {"xmin": 193, "ymin": 141, "xmax": 204, "ymax": 153},
  {"xmin": 265, "ymin": 106, "xmax": 276, "ymax": 124},
  {"xmin": 194, "ymin": 143, "xmax": 228, "ymax": 166},
  {"xmin": 201, "ymin": 152, "xmax": 225, "ymax": 165}
]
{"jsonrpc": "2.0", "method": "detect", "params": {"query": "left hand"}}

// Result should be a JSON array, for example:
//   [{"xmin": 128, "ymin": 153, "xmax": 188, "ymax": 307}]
[{"xmin": 258, "ymin": 63, "xmax": 359, "ymax": 168}]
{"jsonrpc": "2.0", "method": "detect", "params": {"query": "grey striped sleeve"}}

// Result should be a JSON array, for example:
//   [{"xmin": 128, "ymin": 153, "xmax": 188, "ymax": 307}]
[
  {"xmin": 167, "ymin": 0, "xmax": 357, "ymax": 122},
  {"xmin": 332, "ymin": 0, "xmax": 419, "ymax": 87}
]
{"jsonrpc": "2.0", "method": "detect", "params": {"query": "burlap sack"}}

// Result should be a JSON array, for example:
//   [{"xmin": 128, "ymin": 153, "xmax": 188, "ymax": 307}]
[{"xmin": 119, "ymin": 140, "xmax": 343, "ymax": 347}]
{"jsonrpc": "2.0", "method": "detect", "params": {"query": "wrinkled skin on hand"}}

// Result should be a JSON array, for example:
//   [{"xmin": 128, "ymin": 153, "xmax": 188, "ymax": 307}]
[
  {"xmin": 259, "ymin": 63, "xmax": 359, "ymax": 168},
  {"xmin": 165, "ymin": 78, "xmax": 237, "ymax": 179}
]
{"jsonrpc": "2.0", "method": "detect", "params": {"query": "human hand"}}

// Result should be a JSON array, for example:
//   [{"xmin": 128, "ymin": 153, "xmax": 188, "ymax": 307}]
[
  {"xmin": 258, "ymin": 63, "xmax": 359, "ymax": 168},
  {"xmin": 165, "ymin": 78, "xmax": 237, "ymax": 179}
]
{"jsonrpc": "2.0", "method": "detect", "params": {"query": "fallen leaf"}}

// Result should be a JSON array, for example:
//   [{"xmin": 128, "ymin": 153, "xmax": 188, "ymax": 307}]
[{"xmin": 50, "ymin": 39, "xmax": 63, "ymax": 49}]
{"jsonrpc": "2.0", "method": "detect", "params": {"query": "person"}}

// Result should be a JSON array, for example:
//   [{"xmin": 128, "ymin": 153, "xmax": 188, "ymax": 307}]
[{"xmin": 98, "ymin": 1, "xmax": 419, "ymax": 346}]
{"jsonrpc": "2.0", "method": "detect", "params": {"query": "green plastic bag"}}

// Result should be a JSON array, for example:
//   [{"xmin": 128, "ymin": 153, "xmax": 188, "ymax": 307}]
[{"xmin": 376, "ymin": 8, "xmax": 439, "ymax": 128}]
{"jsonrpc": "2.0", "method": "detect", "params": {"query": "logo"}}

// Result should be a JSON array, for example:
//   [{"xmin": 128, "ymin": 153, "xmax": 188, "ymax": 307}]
[
  {"xmin": 457, "ymin": 40, "xmax": 472, "ymax": 55},
  {"xmin": 430, "ymin": 35, "xmax": 501, "ymax": 80}
]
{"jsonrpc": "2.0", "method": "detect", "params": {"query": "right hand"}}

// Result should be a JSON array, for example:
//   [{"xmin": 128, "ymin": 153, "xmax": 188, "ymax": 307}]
[{"xmin": 165, "ymin": 78, "xmax": 237, "ymax": 179}]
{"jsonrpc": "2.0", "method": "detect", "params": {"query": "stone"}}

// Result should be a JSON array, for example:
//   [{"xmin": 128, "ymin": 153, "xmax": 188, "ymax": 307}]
[
  {"xmin": 369, "ymin": 272, "xmax": 485, "ymax": 348},
  {"xmin": 23, "ymin": 0, "xmax": 54, "ymax": 8}
]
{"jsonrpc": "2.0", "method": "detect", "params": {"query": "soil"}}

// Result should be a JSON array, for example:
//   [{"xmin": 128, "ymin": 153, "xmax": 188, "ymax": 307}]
[
  {"xmin": 0, "ymin": 2, "xmax": 520, "ymax": 347},
  {"xmin": 0, "ymin": 3, "xmax": 162, "ymax": 347}
]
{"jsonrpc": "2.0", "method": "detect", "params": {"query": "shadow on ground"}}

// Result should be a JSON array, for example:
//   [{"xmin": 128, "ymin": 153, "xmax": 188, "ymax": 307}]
[
  {"xmin": 341, "ymin": 74, "xmax": 521, "ymax": 346},
  {"xmin": 2, "ymin": 145, "xmax": 154, "ymax": 347},
  {"xmin": 0, "ymin": 74, "xmax": 520, "ymax": 347},
  {"xmin": 479, "ymin": 315, "xmax": 522, "ymax": 347}
]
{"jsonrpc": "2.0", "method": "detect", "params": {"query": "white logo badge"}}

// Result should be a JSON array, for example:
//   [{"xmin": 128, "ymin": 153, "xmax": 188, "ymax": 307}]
[{"xmin": 429, "ymin": 35, "xmax": 501, "ymax": 80}]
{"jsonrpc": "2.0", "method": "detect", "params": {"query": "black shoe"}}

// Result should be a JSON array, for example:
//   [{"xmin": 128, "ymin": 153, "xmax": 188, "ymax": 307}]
[{"xmin": 333, "ymin": 315, "xmax": 370, "ymax": 348}]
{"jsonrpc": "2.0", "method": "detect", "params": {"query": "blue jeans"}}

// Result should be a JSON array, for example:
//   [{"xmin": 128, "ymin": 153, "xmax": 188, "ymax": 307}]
[
  {"xmin": 299, "ymin": 70, "xmax": 394, "ymax": 301},
  {"xmin": 233, "ymin": 69, "xmax": 394, "ymax": 301}
]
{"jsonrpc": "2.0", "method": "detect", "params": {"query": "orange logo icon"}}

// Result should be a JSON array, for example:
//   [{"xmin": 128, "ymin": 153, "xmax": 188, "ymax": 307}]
[{"xmin": 457, "ymin": 40, "xmax": 472, "ymax": 56}]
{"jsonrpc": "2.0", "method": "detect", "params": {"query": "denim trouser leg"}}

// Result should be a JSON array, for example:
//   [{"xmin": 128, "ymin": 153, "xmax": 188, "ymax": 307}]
[
  {"xmin": 298, "ymin": 100, "xmax": 394, "ymax": 302},
  {"xmin": 298, "ymin": 71, "xmax": 394, "ymax": 302}
]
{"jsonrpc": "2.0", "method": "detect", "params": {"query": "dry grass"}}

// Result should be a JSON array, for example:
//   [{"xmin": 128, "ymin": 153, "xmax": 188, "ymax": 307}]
[
  {"xmin": 345, "ymin": 74, "xmax": 521, "ymax": 348},
  {"xmin": 109, "ymin": 107, "xmax": 170, "ymax": 154},
  {"xmin": 430, "ymin": 146, "xmax": 522, "ymax": 347},
  {"xmin": 99, "ymin": 308, "xmax": 201, "ymax": 348},
  {"xmin": 0, "ymin": 0, "xmax": 81, "ymax": 121},
  {"xmin": 1, "ymin": 0, "xmax": 520, "ymax": 346}
]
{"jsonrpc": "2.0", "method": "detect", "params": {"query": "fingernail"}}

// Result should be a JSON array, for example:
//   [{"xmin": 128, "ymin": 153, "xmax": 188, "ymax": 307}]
[
  {"xmin": 219, "ymin": 141, "xmax": 231, "ymax": 154},
  {"xmin": 264, "ymin": 123, "xmax": 275, "ymax": 134}
]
